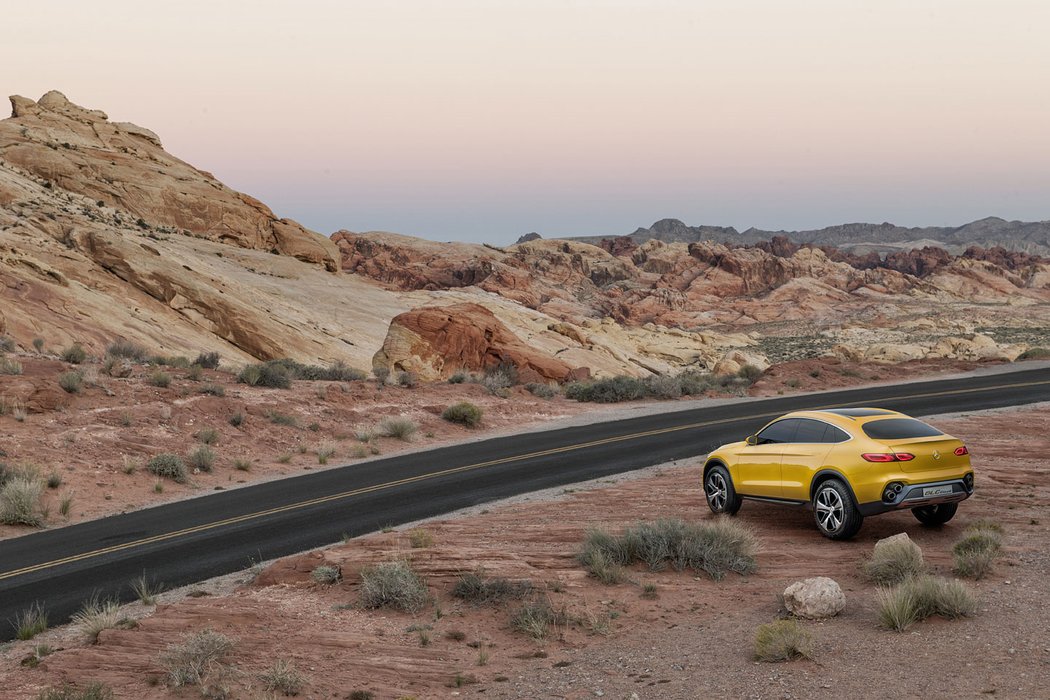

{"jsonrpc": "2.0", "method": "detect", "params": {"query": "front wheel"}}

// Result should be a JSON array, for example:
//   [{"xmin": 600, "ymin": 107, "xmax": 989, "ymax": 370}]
[
  {"xmin": 813, "ymin": 479, "xmax": 863, "ymax": 540},
  {"xmin": 912, "ymin": 502, "xmax": 958, "ymax": 526},
  {"xmin": 704, "ymin": 464, "xmax": 741, "ymax": 515}
]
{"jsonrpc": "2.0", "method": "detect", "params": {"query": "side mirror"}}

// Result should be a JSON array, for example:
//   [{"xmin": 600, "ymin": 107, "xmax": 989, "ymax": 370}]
[{"xmin": 746, "ymin": 435, "xmax": 758, "ymax": 446}]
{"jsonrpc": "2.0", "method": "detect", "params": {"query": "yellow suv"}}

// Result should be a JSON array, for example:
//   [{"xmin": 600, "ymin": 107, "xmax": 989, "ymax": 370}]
[{"xmin": 702, "ymin": 408, "xmax": 974, "ymax": 539}]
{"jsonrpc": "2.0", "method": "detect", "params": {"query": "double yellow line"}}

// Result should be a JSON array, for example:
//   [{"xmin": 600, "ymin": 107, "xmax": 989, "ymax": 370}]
[{"xmin": 2, "ymin": 376, "xmax": 1046, "ymax": 582}]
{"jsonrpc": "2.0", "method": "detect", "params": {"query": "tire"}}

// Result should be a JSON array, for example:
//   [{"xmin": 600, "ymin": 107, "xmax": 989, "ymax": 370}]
[
  {"xmin": 704, "ymin": 464, "xmax": 741, "ymax": 516},
  {"xmin": 912, "ymin": 502, "xmax": 958, "ymax": 526},
  {"xmin": 812, "ymin": 479, "xmax": 863, "ymax": 540}
]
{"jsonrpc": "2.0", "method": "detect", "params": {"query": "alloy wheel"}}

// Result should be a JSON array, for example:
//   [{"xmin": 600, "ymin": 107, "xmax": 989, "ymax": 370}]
[
  {"xmin": 815, "ymin": 486, "xmax": 844, "ymax": 533},
  {"xmin": 706, "ymin": 472, "xmax": 727, "ymax": 511}
]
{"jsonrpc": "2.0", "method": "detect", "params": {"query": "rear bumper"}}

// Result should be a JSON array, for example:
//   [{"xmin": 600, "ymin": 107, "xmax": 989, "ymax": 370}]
[{"xmin": 858, "ymin": 477, "xmax": 973, "ymax": 516}]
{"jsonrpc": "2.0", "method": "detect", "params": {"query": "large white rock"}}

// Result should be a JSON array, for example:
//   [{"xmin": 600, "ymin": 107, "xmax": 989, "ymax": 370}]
[{"xmin": 783, "ymin": 576, "xmax": 846, "ymax": 620}]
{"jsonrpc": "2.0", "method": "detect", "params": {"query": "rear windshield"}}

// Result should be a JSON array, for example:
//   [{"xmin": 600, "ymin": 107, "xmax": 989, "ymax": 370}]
[{"xmin": 862, "ymin": 418, "xmax": 943, "ymax": 440}]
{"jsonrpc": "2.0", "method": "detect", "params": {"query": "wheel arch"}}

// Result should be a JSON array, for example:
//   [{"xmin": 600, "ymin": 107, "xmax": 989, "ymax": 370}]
[
  {"xmin": 703, "ymin": 457, "xmax": 728, "ymax": 481},
  {"xmin": 810, "ymin": 468, "xmax": 859, "ymax": 506}
]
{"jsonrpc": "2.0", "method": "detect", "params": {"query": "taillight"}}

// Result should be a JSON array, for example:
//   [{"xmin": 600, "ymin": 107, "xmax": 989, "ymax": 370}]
[
  {"xmin": 862, "ymin": 452, "xmax": 914, "ymax": 462},
  {"xmin": 954, "ymin": 446, "xmax": 969, "ymax": 456}
]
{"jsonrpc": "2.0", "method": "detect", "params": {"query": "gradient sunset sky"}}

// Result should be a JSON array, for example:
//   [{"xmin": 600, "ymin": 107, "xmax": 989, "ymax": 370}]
[{"xmin": 7, "ymin": 1, "xmax": 1049, "ymax": 243}]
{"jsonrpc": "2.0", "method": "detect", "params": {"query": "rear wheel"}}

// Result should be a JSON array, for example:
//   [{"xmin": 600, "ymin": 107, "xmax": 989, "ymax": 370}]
[
  {"xmin": 813, "ymin": 479, "xmax": 863, "ymax": 540},
  {"xmin": 704, "ymin": 464, "xmax": 741, "ymax": 515},
  {"xmin": 912, "ymin": 502, "xmax": 958, "ymax": 526}
]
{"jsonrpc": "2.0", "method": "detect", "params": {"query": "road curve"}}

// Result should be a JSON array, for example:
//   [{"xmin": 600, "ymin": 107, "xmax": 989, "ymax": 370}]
[{"xmin": 2, "ymin": 366, "xmax": 1048, "ymax": 640}]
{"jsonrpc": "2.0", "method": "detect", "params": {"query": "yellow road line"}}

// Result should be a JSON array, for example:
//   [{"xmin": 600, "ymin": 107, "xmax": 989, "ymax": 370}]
[{"xmin": 2, "ymin": 377, "xmax": 1047, "ymax": 582}]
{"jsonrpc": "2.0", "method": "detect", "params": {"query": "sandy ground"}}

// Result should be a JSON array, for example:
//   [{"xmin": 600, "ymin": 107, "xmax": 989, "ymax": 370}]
[{"xmin": 2, "ymin": 400, "xmax": 1047, "ymax": 700}]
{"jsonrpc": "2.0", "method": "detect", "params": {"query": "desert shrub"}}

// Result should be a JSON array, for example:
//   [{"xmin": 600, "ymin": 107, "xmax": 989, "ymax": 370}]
[
  {"xmin": 32, "ymin": 338, "xmax": 45, "ymax": 352},
  {"xmin": 452, "ymin": 570, "xmax": 533, "ymax": 605},
  {"xmin": 0, "ymin": 335, "xmax": 14, "ymax": 352},
  {"xmin": 312, "ymin": 564, "xmax": 341, "ymax": 584},
  {"xmin": 106, "ymin": 339, "xmax": 147, "ymax": 361},
  {"xmin": 58, "ymin": 370, "xmax": 84, "ymax": 393},
  {"xmin": 525, "ymin": 382, "xmax": 557, "ymax": 399},
  {"xmin": 577, "ymin": 547, "xmax": 627, "ymax": 584},
  {"xmin": 644, "ymin": 374, "xmax": 682, "ymax": 399},
  {"xmin": 579, "ymin": 518, "xmax": 757, "ymax": 580},
  {"xmin": 14, "ymin": 602, "xmax": 48, "ymax": 640},
  {"xmin": 261, "ymin": 659, "xmax": 305, "ymax": 696},
  {"xmin": 186, "ymin": 445, "xmax": 215, "ymax": 472},
  {"xmin": 564, "ymin": 376, "xmax": 648, "ymax": 403},
  {"xmin": 1018, "ymin": 347, "xmax": 1050, "ymax": 360},
  {"xmin": 379, "ymin": 416, "xmax": 418, "ymax": 441},
  {"xmin": 348, "ymin": 692, "xmax": 375, "ymax": 700},
  {"xmin": 238, "ymin": 362, "xmax": 292, "ymax": 389},
  {"xmin": 256, "ymin": 358, "xmax": 366, "ymax": 382},
  {"xmin": 46, "ymin": 470, "xmax": 62, "ymax": 489},
  {"xmin": 161, "ymin": 628, "xmax": 235, "ymax": 686},
  {"xmin": 72, "ymin": 596, "xmax": 127, "ymax": 642},
  {"xmin": 753, "ymin": 619, "xmax": 812, "ymax": 662},
  {"xmin": 131, "ymin": 573, "xmax": 163, "ymax": 605},
  {"xmin": 148, "ymin": 370, "xmax": 171, "ymax": 388},
  {"xmin": 194, "ymin": 351, "xmax": 221, "ymax": 369},
  {"xmin": 359, "ymin": 560, "xmax": 428, "ymax": 612},
  {"xmin": 196, "ymin": 427, "xmax": 220, "ymax": 445},
  {"xmin": 316, "ymin": 443, "xmax": 337, "ymax": 465},
  {"xmin": 372, "ymin": 366, "xmax": 391, "ymax": 384},
  {"xmin": 738, "ymin": 364, "xmax": 764, "ymax": 382},
  {"xmin": 442, "ymin": 401, "xmax": 483, "ymax": 427},
  {"xmin": 953, "ymin": 522, "xmax": 1004, "ymax": 579},
  {"xmin": 35, "ymin": 683, "xmax": 115, "ymax": 700},
  {"xmin": 0, "ymin": 475, "xmax": 45, "ymax": 526},
  {"xmin": 447, "ymin": 371, "xmax": 468, "ymax": 384},
  {"xmin": 60, "ymin": 343, "xmax": 87, "ymax": 364},
  {"xmin": 408, "ymin": 528, "xmax": 433, "ymax": 548},
  {"xmin": 234, "ymin": 459, "xmax": 252, "ymax": 471},
  {"xmin": 877, "ymin": 575, "xmax": 977, "ymax": 632},
  {"xmin": 266, "ymin": 410, "xmax": 298, "ymax": 427},
  {"xmin": 862, "ymin": 538, "xmax": 925, "ymax": 585},
  {"xmin": 147, "ymin": 454, "xmax": 187, "ymax": 483},
  {"xmin": 199, "ymin": 383, "xmax": 225, "ymax": 396},
  {"xmin": 228, "ymin": 411, "xmax": 244, "ymax": 427},
  {"xmin": 480, "ymin": 366, "xmax": 516, "ymax": 396},
  {"xmin": 509, "ymin": 598, "xmax": 566, "ymax": 639},
  {"xmin": 185, "ymin": 364, "xmax": 203, "ymax": 381},
  {"xmin": 678, "ymin": 371, "xmax": 716, "ymax": 395},
  {"xmin": 0, "ymin": 357, "xmax": 23, "ymax": 375},
  {"xmin": 397, "ymin": 371, "xmax": 419, "ymax": 388}
]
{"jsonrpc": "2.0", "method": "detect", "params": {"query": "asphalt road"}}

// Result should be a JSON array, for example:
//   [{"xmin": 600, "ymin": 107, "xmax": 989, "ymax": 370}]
[{"xmin": 2, "ymin": 366, "xmax": 1048, "ymax": 641}]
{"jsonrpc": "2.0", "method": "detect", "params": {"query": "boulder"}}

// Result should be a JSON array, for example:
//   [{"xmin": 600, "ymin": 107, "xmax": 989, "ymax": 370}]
[
  {"xmin": 782, "ymin": 576, "xmax": 846, "ymax": 620},
  {"xmin": 372, "ymin": 303, "xmax": 575, "ymax": 382},
  {"xmin": 712, "ymin": 349, "xmax": 771, "ymax": 376}
]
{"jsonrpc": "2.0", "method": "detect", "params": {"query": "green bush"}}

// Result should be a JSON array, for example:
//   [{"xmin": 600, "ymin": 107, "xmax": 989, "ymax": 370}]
[
  {"xmin": 953, "ymin": 522, "xmax": 1003, "ymax": 579},
  {"xmin": 876, "ymin": 575, "xmax": 977, "ymax": 632},
  {"xmin": 185, "ymin": 446, "xmax": 215, "ymax": 473},
  {"xmin": 60, "ymin": 343, "xmax": 87, "ymax": 364},
  {"xmin": 397, "ymin": 371, "xmax": 419, "ymax": 388},
  {"xmin": 379, "ymin": 416, "xmax": 418, "ymax": 441},
  {"xmin": 260, "ymin": 659, "xmax": 305, "ymax": 696},
  {"xmin": 753, "ymin": 619, "xmax": 812, "ymax": 662},
  {"xmin": 14, "ymin": 601, "xmax": 48, "ymax": 640},
  {"xmin": 312, "ymin": 564, "xmax": 341, "ymax": 584},
  {"xmin": 149, "ymin": 370, "xmax": 171, "ymax": 388},
  {"xmin": 738, "ymin": 364, "xmax": 764, "ymax": 382},
  {"xmin": 452, "ymin": 570, "xmax": 532, "ymax": 605},
  {"xmin": 198, "ymin": 383, "xmax": 225, "ymax": 396},
  {"xmin": 0, "ymin": 475, "xmax": 45, "ymax": 526},
  {"xmin": 196, "ymin": 427, "xmax": 220, "ymax": 445},
  {"xmin": 564, "ymin": 376, "xmax": 648, "ymax": 403},
  {"xmin": 36, "ymin": 683, "xmax": 115, "ymax": 700},
  {"xmin": 579, "ymin": 518, "xmax": 757, "ymax": 580},
  {"xmin": 0, "ymin": 335, "xmax": 14, "ymax": 352},
  {"xmin": 359, "ymin": 560, "xmax": 428, "ymax": 612},
  {"xmin": 510, "ymin": 599, "xmax": 567, "ymax": 639},
  {"xmin": 862, "ymin": 537, "xmax": 925, "ymax": 585},
  {"xmin": 106, "ymin": 339, "xmax": 147, "ymax": 360},
  {"xmin": 161, "ymin": 628, "xmax": 235, "ymax": 686},
  {"xmin": 194, "ymin": 351, "xmax": 221, "ymax": 369},
  {"xmin": 147, "ymin": 454, "xmax": 187, "ymax": 483},
  {"xmin": 525, "ymin": 382, "xmax": 557, "ymax": 399},
  {"xmin": 59, "ymin": 370, "xmax": 84, "ymax": 393},
  {"xmin": 1018, "ymin": 347, "xmax": 1050, "ymax": 360},
  {"xmin": 238, "ymin": 362, "xmax": 292, "ymax": 389},
  {"xmin": 442, "ymin": 401, "xmax": 483, "ymax": 427},
  {"xmin": 0, "ymin": 357, "xmax": 23, "ymax": 375}
]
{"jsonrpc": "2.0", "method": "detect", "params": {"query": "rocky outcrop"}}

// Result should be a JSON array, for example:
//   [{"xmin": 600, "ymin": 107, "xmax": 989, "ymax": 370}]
[
  {"xmin": 782, "ymin": 577, "xmax": 846, "ymax": 620},
  {"xmin": 372, "ymin": 303, "xmax": 577, "ymax": 382},
  {"xmin": 1, "ymin": 91, "xmax": 337, "ymax": 270}
]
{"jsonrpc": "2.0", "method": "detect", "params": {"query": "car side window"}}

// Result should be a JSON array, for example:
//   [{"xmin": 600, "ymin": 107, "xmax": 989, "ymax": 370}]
[
  {"xmin": 755, "ymin": 419, "xmax": 800, "ymax": 444},
  {"xmin": 821, "ymin": 424, "xmax": 850, "ymax": 443},
  {"xmin": 793, "ymin": 419, "xmax": 829, "ymax": 443}
]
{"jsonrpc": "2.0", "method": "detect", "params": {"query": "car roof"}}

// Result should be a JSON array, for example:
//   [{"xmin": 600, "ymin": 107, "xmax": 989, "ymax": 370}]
[{"xmin": 780, "ymin": 408, "xmax": 906, "ymax": 425}]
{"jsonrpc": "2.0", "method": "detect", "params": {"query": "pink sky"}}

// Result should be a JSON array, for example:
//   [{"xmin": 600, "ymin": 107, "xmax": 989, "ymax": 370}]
[{"xmin": 5, "ymin": 0, "xmax": 1049, "ymax": 242}]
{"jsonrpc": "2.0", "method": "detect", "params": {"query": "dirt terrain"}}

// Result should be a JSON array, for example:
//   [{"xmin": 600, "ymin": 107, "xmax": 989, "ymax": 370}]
[{"xmin": 2, "ymin": 401, "xmax": 1046, "ymax": 700}]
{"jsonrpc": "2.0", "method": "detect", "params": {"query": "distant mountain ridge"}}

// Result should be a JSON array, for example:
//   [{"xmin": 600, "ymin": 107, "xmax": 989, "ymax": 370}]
[{"xmin": 566, "ymin": 216, "xmax": 1050, "ymax": 255}]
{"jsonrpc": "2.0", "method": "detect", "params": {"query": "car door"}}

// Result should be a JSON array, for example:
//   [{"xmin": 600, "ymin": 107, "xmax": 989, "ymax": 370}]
[
  {"xmin": 734, "ymin": 418, "xmax": 800, "ymax": 498},
  {"xmin": 780, "ymin": 419, "xmax": 841, "ymax": 501}
]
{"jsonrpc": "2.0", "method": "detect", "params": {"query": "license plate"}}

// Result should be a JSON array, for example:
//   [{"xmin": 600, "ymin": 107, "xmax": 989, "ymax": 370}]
[{"xmin": 923, "ymin": 485, "xmax": 953, "ymax": 497}]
